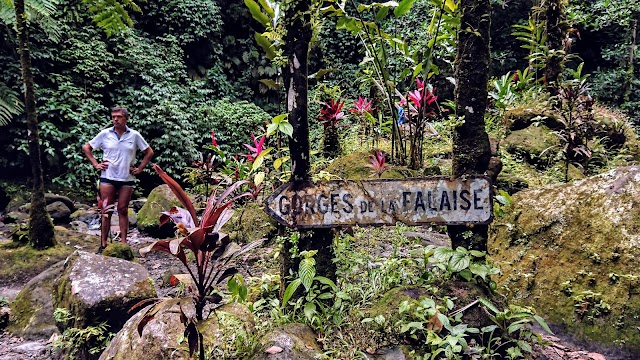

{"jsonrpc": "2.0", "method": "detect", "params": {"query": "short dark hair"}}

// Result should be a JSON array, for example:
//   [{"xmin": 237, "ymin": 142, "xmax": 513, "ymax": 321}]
[{"xmin": 111, "ymin": 107, "xmax": 129, "ymax": 119}]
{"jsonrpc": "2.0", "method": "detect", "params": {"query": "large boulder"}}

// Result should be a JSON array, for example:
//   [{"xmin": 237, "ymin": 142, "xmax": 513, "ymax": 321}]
[
  {"xmin": 8, "ymin": 261, "xmax": 65, "ymax": 339},
  {"xmin": 100, "ymin": 302, "xmax": 254, "ymax": 360},
  {"xmin": 53, "ymin": 251, "xmax": 157, "ymax": 333},
  {"xmin": 489, "ymin": 166, "xmax": 640, "ymax": 355},
  {"xmin": 136, "ymin": 185, "xmax": 184, "ymax": 238}
]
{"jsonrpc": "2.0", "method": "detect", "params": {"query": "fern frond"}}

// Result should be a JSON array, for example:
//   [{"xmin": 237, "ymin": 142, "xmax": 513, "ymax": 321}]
[
  {"xmin": 0, "ymin": 82, "xmax": 23, "ymax": 126},
  {"xmin": 83, "ymin": 0, "xmax": 141, "ymax": 37}
]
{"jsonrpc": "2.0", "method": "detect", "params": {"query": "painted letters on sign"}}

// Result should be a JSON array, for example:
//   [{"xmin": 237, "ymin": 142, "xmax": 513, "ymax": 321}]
[{"xmin": 264, "ymin": 177, "xmax": 492, "ymax": 228}]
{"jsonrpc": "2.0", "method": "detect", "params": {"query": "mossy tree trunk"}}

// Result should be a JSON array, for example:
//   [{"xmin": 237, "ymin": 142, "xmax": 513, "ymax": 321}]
[
  {"xmin": 323, "ymin": 125, "xmax": 341, "ymax": 158},
  {"xmin": 15, "ymin": 0, "xmax": 55, "ymax": 249},
  {"xmin": 544, "ymin": 0, "xmax": 565, "ymax": 96},
  {"xmin": 447, "ymin": 0, "xmax": 492, "ymax": 253},
  {"xmin": 623, "ymin": 14, "xmax": 637, "ymax": 103},
  {"xmin": 280, "ymin": 0, "xmax": 336, "ymax": 301}
]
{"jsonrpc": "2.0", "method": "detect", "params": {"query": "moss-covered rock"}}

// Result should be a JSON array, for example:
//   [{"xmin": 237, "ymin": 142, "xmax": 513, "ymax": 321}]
[
  {"xmin": 136, "ymin": 184, "xmax": 184, "ymax": 238},
  {"xmin": 503, "ymin": 107, "xmax": 562, "ymax": 131},
  {"xmin": 489, "ymin": 166, "xmax": 640, "ymax": 354},
  {"xmin": 503, "ymin": 125, "xmax": 559, "ymax": 168},
  {"xmin": 8, "ymin": 261, "xmax": 64, "ymax": 339},
  {"xmin": 102, "ymin": 243, "xmax": 135, "ymax": 261},
  {"xmin": 225, "ymin": 202, "xmax": 277, "ymax": 244},
  {"xmin": 324, "ymin": 151, "xmax": 418, "ymax": 180}
]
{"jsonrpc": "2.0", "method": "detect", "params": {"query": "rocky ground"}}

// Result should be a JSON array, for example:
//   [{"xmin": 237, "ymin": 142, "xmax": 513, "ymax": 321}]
[{"xmin": 0, "ymin": 225, "xmax": 617, "ymax": 359}]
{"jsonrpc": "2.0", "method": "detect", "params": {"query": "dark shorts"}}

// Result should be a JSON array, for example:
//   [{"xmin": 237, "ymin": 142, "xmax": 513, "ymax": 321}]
[{"xmin": 100, "ymin": 177, "xmax": 135, "ymax": 190}]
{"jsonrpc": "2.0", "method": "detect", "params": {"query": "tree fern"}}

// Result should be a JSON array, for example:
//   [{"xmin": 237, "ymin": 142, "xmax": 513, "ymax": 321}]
[
  {"xmin": 85, "ymin": 0, "xmax": 141, "ymax": 37},
  {"xmin": 0, "ymin": 0, "xmax": 60, "ymax": 41},
  {"xmin": 0, "ymin": 82, "xmax": 23, "ymax": 126}
]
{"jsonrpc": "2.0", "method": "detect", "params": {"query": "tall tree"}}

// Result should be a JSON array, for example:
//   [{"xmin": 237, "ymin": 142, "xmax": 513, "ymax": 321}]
[
  {"xmin": 447, "ymin": 0, "xmax": 492, "ymax": 252},
  {"xmin": 15, "ymin": 0, "xmax": 55, "ymax": 248},
  {"xmin": 543, "ymin": 0, "xmax": 565, "ymax": 95},
  {"xmin": 280, "ymin": 0, "xmax": 336, "ymax": 300}
]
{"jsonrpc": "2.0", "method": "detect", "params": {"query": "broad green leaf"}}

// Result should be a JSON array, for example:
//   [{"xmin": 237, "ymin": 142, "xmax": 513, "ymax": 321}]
[
  {"xmin": 304, "ymin": 302, "xmax": 317, "ymax": 320},
  {"xmin": 314, "ymin": 276, "xmax": 337, "ymax": 291},
  {"xmin": 478, "ymin": 297, "xmax": 499, "ymax": 313},
  {"xmin": 309, "ymin": 68, "xmax": 335, "ymax": 79},
  {"xmin": 394, "ymin": 0, "xmax": 415, "ymax": 17},
  {"xmin": 449, "ymin": 251, "xmax": 470, "ymax": 272},
  {"xmin": 281, "ymin": 278, "xmax": 301, "ymax": 307},
  {"xmin": 259, "ymin": 79, "xmax": 280, "ymax": 90},
  {"xmin": 299, "ymin": 257, "xmax": 316, "ymax": 291},
  {"xmin": 256, "ymin": 0, "xmax": 275, "ymax": 18},
  {"xmin": 517, "ymin": 340, "xmax": 533, "ymax": 353},
  {"xmin": 254, "ymin": 171, "xmax": 265, "ymax": 186},
  {"xmin": 469, "ymin": 263, "xmax": 488, "ymax": 280},
  {"xmin": 280, "ymin": 122, "xmax": 293, "ymax": 137},
  {"xmin": 254, "ymin": 32, "xmax": 276, "ymax": 59},
  {"xmin": 272, "ymin": 113, "xmax": 288, "ymax": 123},
  {"xmin": 244, "ymin": 0, "xmax": 270, "ymax": 27},
  {"xmin": 444, "ymin": 0, "xmax": 457, "ymax": 12},
  {"xmin": 267, "ymin": 122, "xmax": 279, "ymax": 136},
  {"xmin": 375, "ymin": 6, "xmax": 389, "ymax": 21},
  {"xmin": 533, "ymin": 314, "xmax": 553, "ymax": 334},
  {"xmin": 400, "ymin": 321, "xmax": 424, "ymax": 333}
]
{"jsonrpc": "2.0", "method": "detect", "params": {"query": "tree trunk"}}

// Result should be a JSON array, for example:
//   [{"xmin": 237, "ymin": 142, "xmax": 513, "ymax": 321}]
[
  {"xmin": 280, "ymin": 0, "xmax": 336, "ymax": 301},
  {"xmin": 15, "ymin": 0, "xmax": 56, "ymax": 249},
  {"xmin": 544, "ymin": 0, "xmax": 564, "ymax": 95},
  {"xmin": 623, "ymin": 16, "xmax": 637, "ymax": 103},
  {"xmin": 447, "ymin": 0, "xmax": 492, "ymax": 253}
]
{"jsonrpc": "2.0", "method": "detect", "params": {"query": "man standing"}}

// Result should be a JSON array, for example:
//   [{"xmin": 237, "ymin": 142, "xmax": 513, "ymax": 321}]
[{"xmin": 82, "ymin": 107, "xmax": 154, "ymax": 253}]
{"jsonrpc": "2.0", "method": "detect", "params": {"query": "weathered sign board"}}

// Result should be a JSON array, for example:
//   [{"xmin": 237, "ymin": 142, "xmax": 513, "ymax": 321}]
[{"xmin": 265, "ymin": 176, "xmax": 492, "ymax": 228}]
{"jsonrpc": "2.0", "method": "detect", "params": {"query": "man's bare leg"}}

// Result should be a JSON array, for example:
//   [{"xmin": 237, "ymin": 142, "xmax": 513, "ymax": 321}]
[
  {"xmin": 117, "ymin": 186, "xmax": 134, "ymax": 244},
  {"xmin": 99, "ymin": 183, "xmax": 116, "ymax": 249}
]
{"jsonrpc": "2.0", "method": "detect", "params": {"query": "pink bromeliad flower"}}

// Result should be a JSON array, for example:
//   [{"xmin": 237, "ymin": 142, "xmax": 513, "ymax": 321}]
[
  {"xmin": 244, "ymin": 134, "xmax": 266, "ymax": 162},
  {"xmin": 349, "ymin": 96, "xmax": 372, "ymax": 115},
  {"xmin": 415, "ymin": 77, "xmax": 425, "ymax": 91},
  {"xmin": 407, "ymin": 86, "xmax": 437, "ymax": 110}
]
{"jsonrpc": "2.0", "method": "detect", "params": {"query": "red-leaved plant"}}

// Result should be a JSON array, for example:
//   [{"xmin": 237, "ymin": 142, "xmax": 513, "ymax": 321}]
[{"xmin": 131, "ymin": 164, "xmax": 263, "ymax": 360}]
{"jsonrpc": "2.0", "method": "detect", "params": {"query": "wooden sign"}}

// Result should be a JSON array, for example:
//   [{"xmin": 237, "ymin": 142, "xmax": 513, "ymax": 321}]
[{"xmin": 264, "ymin": 176, "xmax": 492, "ymax": 228}]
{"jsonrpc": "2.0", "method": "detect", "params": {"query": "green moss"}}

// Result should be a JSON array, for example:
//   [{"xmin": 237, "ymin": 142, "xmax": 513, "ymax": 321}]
[
  {"xmin": 324, "ymin": 151, "xmax": 417, "ymax": 180},
  {"xmin": 102, "ymin": 243, "xmax": 135, "ymax": 260},
  {"xmin": 489, "ymin": 177, "xmax": 640, "ymax": 352},
  {"xmin": 0, "ymin": 228, "xmax": 94, "ymax": 286},
  {"xmin": 225, "ymin": 202, "xmax": 277, "ymax": 244}
]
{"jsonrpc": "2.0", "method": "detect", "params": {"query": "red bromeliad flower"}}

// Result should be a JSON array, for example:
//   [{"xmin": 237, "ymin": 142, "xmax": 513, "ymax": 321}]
[
  {"xmin": 211, "ymin": 131, "xmax": 219, "ymax": 148},
  {"xmin": 244, "ymin": 134, "xmax": 266, "ymax": 162},
  {"xmin": 365, "ymin": 150, "xmax": 388, "ymax": 178},
  {"xmin": 415, "ymin": 77, "xmax": 425, "ymax": 91},
  {"xmin": 349, "ymin": 96, "xmax": 372, "ymax": 115},
  {"xmin": 318, "ymin": 99, "xmax": 346, "ymax": 127}
]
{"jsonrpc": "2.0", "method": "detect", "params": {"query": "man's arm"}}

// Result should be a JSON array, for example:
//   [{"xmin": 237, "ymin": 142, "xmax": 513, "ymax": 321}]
[
  {"xmin": 82, "ymin": 143, "xmax": 108, "ymax": 171},
  {"xmin": 132, "ymin": 146, "xmax": 154, "ymax": 175}
]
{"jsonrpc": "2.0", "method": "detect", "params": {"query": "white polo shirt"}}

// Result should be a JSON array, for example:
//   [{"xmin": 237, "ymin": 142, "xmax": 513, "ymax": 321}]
[{"xmin": 89, "ymin": 126, "xmax": 150, "ymax": 181}]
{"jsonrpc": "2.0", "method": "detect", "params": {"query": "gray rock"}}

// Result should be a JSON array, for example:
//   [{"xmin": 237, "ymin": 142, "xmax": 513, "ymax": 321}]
[
  {"xmin": 44, "ymin": 193, "xmax": 76, "ymax": 212},
  {"xmin": 53, "ymin": 251, "xmax": 157, "ymax": 333},
  {"xmin": 100, "ymin": 302, "xmax": 254, "ymax": 360},
  {"xmin": 5, "ymin": 211, "xmax": 28, "ymax": 224},
  {"xmin": 70, "ymin": 208, "xmax": 100, "ymax": 224},
  {"xmin": 69, "ymin": 220, "xmax": 89, "ymax": 233},
  {"xmin": 12, "ymin": 341, "xmax": 47, "ymax": 354},
  {"xmin": 8, "ymin": 261, "xmax": 65, "ymax": 340},
  {"xmin": 46, "ymin": 201, "xmax": 72, "ymax": 223},
  {"xmin": 251, "ymin": 323, "xmax": 321, "ymax": 360}
]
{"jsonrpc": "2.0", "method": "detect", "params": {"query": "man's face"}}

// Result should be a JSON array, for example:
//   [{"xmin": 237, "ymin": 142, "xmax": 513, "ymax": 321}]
[{"xmin": 111, "ymin": 111, "xmax": 127, "ymax": 127}]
